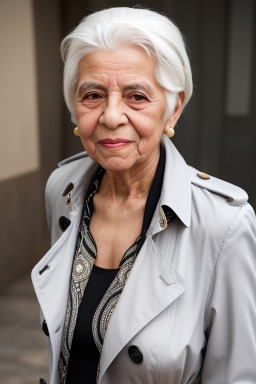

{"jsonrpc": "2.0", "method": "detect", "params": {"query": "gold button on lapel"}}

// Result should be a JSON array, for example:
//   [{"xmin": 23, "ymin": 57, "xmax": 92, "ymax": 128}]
[
  {"xmin": 62, "ymin": 183, "xmax": 74, "ymax": 207},
  {"xmin": 66, "ymin": 193, "xmax": 71, "ymax": 207},
  {"xmin": 198, "ymin": 172, "xmax": 210, "ymax": 180}
]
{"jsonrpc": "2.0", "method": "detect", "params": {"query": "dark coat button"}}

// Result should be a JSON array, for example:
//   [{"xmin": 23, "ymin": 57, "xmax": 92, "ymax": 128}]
[
  {"xmin": 59, "ymin": 216, "xmax": 71, "ymax": 232},
  {"xmin": 128, "ymin": 345, "xmax": 143, "ymax": 363},
  {"xmin": 42, "ymin": 320, "xmax": 49, "ymax": 337},
  {"xmin": 39, "ymin": 379, "xmax": 47, "ymax": 384}
]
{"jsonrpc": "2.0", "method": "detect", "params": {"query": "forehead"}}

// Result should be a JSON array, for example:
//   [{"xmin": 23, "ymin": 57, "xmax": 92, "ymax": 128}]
[{"xmin": 77, "ymin": 46, "xmax": 160, "ymax": 87}]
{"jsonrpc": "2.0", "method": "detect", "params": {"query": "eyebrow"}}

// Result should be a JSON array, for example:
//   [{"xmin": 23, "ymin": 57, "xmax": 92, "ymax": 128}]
[{"xmin": 77, "ymin": 81, "xmax": 155, "ymax": 99}]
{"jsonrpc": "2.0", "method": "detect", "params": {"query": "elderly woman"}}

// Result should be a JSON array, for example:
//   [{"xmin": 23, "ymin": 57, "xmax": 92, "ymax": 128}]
[{"xmin": 32, "ymin": 7, "xmax": 256, "ymax": 384}]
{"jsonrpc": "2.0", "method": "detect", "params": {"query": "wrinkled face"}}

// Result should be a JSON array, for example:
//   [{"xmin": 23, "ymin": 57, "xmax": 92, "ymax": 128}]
[{"xmin": 75, "ymin": 46, "xmax": 168, "ymax": 173}]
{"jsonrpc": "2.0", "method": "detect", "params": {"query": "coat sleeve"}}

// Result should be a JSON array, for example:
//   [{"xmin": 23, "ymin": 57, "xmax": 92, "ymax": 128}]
[{"xmin": 201, "ymin": 203, "xmax": 256, "ymax": 383}]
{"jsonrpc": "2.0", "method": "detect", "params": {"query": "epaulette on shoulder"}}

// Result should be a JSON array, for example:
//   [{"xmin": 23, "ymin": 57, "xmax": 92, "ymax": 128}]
[
  {"xmin": 188, "ymin": 166, "xmax": 248, "ymax": 206},
  {"xmin": 58, "ymin": 151, "xmax": 88, "ymax": 167}
]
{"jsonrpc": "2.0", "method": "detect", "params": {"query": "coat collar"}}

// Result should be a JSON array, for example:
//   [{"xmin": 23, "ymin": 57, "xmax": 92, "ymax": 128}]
[
  {"xmin": 60, "ymin": 159, "xmax": 98, "ymax": 208},
  {"xmin": 157, "ymin": 135, "xmax": 191, "ymax": 228}
]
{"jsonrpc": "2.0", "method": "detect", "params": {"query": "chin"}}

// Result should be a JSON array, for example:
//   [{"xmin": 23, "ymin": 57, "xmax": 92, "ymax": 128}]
[
  {"xmin": 92, "ymin": 145, "xmax": 139, "ymax": 171},
  {"xmin": 102, "ymin": 161, "xmax": 136, "ymax": 173},
  {"xmin": 97, "ymin": 154, "xmax": 140, "ymax": 173}
]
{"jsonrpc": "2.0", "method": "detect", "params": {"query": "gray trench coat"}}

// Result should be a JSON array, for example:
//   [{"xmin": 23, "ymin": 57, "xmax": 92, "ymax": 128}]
[{"xmin": 32, "ymin": 135, "xmax": 256, "ymax": 384}]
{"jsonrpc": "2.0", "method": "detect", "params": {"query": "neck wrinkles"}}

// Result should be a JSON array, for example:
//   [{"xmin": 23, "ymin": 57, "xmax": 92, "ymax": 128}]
[{"xmin": 99, "ymin": 147, "xmax": 160, "ymax": 203}]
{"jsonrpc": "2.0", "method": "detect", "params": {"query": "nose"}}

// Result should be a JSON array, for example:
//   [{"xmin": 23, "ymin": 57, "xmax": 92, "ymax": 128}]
[{"xmin": 99, "ymin": 97, "xmax": 128, "ymax": 129}]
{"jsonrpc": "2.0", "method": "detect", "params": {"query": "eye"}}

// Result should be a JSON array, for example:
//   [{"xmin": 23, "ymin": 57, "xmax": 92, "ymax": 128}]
[
  {"xmin": 83, "ymin": 92, "xmax": 103, "ymax": 100},
  {"xmin": 131, "ymin": 93, "xmax": 148, "ymax": 101}
]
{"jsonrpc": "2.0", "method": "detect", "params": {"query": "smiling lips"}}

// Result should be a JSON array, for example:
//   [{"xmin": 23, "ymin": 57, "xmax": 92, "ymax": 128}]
[{"xmin": 99, "ymin": 138, "xmax": 133, "ymax": 149}]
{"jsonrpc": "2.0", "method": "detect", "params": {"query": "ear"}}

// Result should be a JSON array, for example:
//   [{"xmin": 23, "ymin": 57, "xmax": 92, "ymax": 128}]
[{"xmin": 164, "ymin": 92, "xmax": 185, "ymax": 133}]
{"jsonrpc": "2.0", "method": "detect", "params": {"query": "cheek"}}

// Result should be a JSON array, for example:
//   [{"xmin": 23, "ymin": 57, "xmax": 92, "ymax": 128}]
[
  {"xmin": 76, "ymin": 113, "xmax": 99, "ymax": 157},
  {"xmin": 80, "ymin": 137, "xmax": 97, "ymax": 159},
  {"xmin": 136, "ymin": 120, "xmax": 164, "ymax": 155},
  {"xmin": 78, "ymin": 117, "xmax": 97, "ymax": 138},
  {"xmin": 75, "ymin": 104, "xmax": 100, "ymax": 134}
]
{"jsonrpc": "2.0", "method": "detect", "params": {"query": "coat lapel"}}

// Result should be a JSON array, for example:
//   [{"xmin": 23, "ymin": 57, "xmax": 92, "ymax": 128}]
[
  {"xmin": 31, "ymin": 159, "xmax": 98, "ymax": 366},
  {"xmin": 32, "ymin": 211, "xmax": 81, "ymax": 344},
  {"xmin": 99, "ymin": 235, "xmax": 186, "ymax": 383}
]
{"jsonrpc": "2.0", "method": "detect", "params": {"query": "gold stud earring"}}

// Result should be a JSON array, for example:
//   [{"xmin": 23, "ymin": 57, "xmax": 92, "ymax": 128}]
[
  {"xmin": 74, "ymin": 127, "xmax": 80, "ymax": 137},
  {"xmin": 166, "ymin": 127, "xmax": 175, "ymax": 138}
]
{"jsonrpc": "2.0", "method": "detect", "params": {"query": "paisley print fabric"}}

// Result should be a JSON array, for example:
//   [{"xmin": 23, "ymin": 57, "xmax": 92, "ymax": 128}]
[{"xmin": 58, "ymin": 167, "xmax": 143, "ymax": 383}]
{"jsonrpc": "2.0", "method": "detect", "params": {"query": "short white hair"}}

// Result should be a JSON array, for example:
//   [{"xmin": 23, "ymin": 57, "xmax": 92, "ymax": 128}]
[{"xmin": 61, "ymin": 7, "xmax": 193, "ymax": 122}]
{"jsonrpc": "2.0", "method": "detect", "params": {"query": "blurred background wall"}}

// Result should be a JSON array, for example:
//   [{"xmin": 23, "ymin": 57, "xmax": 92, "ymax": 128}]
[{"xmin": 1, "ymin": 0, "xmax": 255, "ymax": 290}]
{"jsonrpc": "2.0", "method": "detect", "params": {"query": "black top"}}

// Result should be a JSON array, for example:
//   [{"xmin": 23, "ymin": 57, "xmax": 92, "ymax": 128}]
[
  {"xmin": 66, "ymin": 265, "xmax": 119, "ymax": 384},
  {"xmin": 66, "ymin": 145, "xmax": 173, "ymax": 384}
]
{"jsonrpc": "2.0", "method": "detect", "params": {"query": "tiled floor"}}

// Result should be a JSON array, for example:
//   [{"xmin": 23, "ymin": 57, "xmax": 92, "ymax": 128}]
[{"xmin": 0, "ymin": 274, "xmax": 49, "ymax": 384}]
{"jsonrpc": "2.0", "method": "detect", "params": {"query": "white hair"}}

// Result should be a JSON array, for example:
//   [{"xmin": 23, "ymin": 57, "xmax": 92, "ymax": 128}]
[{"xmin": 61, "ymin": 7, "xmax": 193, "ymax": 123}]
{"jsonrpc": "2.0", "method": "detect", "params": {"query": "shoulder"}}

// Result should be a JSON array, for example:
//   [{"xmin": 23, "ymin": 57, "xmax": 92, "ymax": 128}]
[
  {"xmin": 45, "ymin": 151, "xmax": 93, "ymax": 202},
  {"xmin": 57, "ymin": 151, "xmax": 89, "ymax": 167},
  {"xmin": 187, "ymin": 166, "xmax": 255, "ymax": 245},
  {"xmin": 44, "ymin": 151, "xmax": 97, "ymax": 234},
  {"xmin": 186, "ymin": 169, "xmax": 255, "ymax": 267},
  {"xmin": 46, "ymin": 152, "xmax": 89, "ymax": 188},
  {"xmin": 188, "ymin": 166, "xmax": 248, "ymax": 207}
]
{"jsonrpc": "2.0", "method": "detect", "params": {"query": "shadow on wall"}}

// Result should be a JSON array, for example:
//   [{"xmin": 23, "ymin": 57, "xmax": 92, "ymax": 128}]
[{"xmin": 1, "ymin": 0, "xmax": 62, "ymax": 290}]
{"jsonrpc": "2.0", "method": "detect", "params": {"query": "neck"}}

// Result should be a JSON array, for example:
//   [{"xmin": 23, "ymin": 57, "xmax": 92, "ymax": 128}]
[{"xmin": 99, "ymin": 150, "xmax": 160, "ymax": 204}]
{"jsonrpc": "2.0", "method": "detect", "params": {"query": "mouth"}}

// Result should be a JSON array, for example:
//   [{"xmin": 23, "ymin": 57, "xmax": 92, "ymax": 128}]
[{"xmin": 98, "ymin": 138, "xmax": 133, "ymax": 149}]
